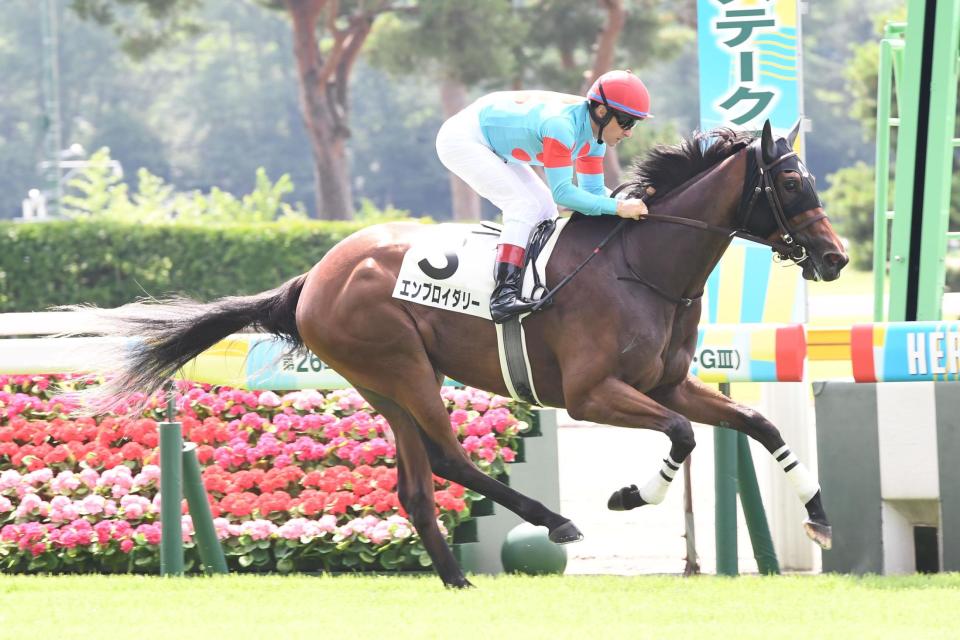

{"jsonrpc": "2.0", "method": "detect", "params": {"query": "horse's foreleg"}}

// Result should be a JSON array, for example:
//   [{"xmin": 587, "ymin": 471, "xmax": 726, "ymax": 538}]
[
  {"xmin": 355, "ymin": 388, "xmax": 471, "ymax": 588},
  {"xmin": 564, "ymin": 377, "xmax": 695, "ymax": 509},
  {"xmin": 650, "ymin": 375, "xmax": 831, "ymax": 550}
]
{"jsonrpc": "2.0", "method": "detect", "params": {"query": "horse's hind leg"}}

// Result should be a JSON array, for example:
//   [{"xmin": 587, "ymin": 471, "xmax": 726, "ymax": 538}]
[
  {"xmin": 649, "ymin": 375, "xmax": 831, "ymax": 550},
  {"xmin": 356, "ymin": 387, "xmax": 472, "ymax": 588},
  {"xmin": 394, "ymin": 374, "xmax": 582, "ymax": 544}
]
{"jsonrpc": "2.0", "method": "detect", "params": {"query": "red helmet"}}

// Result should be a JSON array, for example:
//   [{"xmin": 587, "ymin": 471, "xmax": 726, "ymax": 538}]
[{"xmin": 586, "ymin": 70, "xmax": 652, "ymax": 119}]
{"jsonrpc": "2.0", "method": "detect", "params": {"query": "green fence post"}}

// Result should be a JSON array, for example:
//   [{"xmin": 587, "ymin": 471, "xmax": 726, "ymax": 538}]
[
  {"xmin": 915, "ymin": 0, "xmax": 960, "ymax": 321},
  {"xmin": 873, "ymin": 31, "xmax": 899, "ymax": 321},
  {"xmin": 736, "ymin": 433, "xmax": 780, "ymax": 575},
  {"xmin": 159, "ymin": 420, "xmax": 184, "ymax": 576},
  {"xmin": 715, "ymin": 383, "xmax": 738, "ymax": 576},
  {"xmin": 182, "ymin": 443, "xmax": 229, "ymax": 574}
]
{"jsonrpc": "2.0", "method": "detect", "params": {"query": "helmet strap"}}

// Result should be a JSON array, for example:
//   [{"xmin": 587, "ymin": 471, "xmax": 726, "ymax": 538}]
[{"xmin": 588, "ymin": 82, "xmax": 615, "ymax": 145}]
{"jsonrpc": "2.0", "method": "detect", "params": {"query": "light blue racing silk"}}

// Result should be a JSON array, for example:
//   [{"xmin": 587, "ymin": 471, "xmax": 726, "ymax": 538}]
[{"xmin": 476, "ymin": 91, "xmax": 618, "ymax": 216}]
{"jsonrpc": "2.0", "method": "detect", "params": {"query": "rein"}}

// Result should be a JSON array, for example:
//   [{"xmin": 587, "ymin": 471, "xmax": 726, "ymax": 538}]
[{"xmin": 530, "ymin": 142, "xmax": 825, "ymax": 311}]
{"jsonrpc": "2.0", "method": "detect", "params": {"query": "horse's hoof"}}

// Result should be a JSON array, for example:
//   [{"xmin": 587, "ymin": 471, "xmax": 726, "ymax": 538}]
[
  {"xmin": 445, "ymin": 577, "xmax": 475, "ymax": 589},
  {"xmin": 607, "ymin": 485, "xmax": 647, "ymax": 511},
  {"xmin": 548, "ymin": 520, "xmax": 584, "ymax": 544},
  {"xmin": 803, "ymin": 519, "xmax": 832, "ymax": 550}
]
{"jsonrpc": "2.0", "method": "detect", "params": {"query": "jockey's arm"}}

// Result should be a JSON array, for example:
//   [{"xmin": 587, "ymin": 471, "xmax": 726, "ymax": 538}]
[
  {"xmin": 575, "ymin": 146, "xmax": 607, "ymax": 198},
  {"xmin": 541, "ymin": 119, "xmax": 618, "ymax": 216}
]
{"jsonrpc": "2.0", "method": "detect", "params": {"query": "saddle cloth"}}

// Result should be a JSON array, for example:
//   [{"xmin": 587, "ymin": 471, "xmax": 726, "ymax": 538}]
[
  {"xmin": 392, "ymin": 218, "xmax": 569, "ymax": 320},
  {"xmin": 392, "ymin": 218, "xmax": 570, "ymax": 405}
]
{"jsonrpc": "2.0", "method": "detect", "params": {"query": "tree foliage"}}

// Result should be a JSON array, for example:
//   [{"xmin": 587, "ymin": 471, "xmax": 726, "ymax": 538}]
[
  {"xmin": 368, "ymin": 1, "xmax": 525, "ymax": 87},
  {"xmin": 68, "ymin": 0, "xmax": 203, "ymax": 59}
]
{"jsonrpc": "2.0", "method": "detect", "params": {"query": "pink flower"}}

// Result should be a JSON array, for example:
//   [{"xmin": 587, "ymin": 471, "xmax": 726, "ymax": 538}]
[
  {"xmin": 501, "ymin": 447, "xmax": 516, "ymax": 462},
  {"xmin": 451, "ymin": 390, "xmax": 469, "ymax": 409},
  {"xmin": 94, "ymin": 520, "xmax": 113, "ymax": 544},
  {"xmin": 81, "ymin": 494, "xmax": 106, "ymax": 515},
  {"xmin": 16, "ymin": 493, "xmax": 44, "ymax": 517},
  {"xmin": 51, "ymin": 471, "xmax": 81, "ymax": 494},
  {"xmin": 79, "ymin": 468, "xmax": 99, "ymax": 489},
  {"xmin": 466, "ymin": 418, "xmax": 493, "ymax": 437},
  {"xmin": 0, "ymin": 496, "xmax": 12, "ymax": 513},
  {"xmin": 317, "ymin": 514, "xmax": 337, "ymax": 534},
  {"xmin": 25, "ymin": 468, "xmax": 53, "ymax": 486},
  {"xmin": 272, "ymin": 414, "xmax": 293, "ymax": 431},
  {"xmin": 120, "ymin": 539, "xmax": 134, "ymax": 553},
  {"xmin": 240, "ymin": 519, "xmax": 276, "ymax": 541},
  {"xmin": 240, "ymin": 412, "xmax": 265, "ymax": 429},
  {"xmin": 135, "ymin": 523, "xmax": 162, "ymax": 545},
  {"xmin": 181, "ymin": 515, "xmax": 195, "ymax": 542},
  {"xmin": 133, "ymin": 465, "xmax": 161, "ymax": 490},
  {"xmin": 278, "ymin": 518, "xmax": 308, "ymax": 539},
  {"xmin": 120, "ymin": 495, "xmax": 151, "ymax": 520},
  {"xmin": 100, "ymin": 466, "xmax": 133, "ymax": 490},
  {"xmin": 212, "ymin": 517, "xmax": 243, "ymax": 541},
  {"xmin": 0, "ymin": 469, "xmax": 22, "ymax": 491},
  {"xmin": 49, "ymin": 496, "xmax": 80, "ymax": 522},
  {"xmin": 258, "ymin": 391, "xmax": 281, "ymax": 407},
  {"xmin": 462, "ymin": 436, "xmax": 481, "ymax": 453}
]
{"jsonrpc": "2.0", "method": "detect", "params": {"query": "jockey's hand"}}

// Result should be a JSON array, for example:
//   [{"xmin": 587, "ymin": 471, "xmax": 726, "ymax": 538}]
[{"xmin": 616, "ymin": 198, "xmax": 648, "ymax": 220}]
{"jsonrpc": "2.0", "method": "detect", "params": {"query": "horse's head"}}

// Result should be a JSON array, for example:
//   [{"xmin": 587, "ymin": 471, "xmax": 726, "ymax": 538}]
[{"xmin": 742, "ymin": 120, "xmax": 848, "ymax": 282}]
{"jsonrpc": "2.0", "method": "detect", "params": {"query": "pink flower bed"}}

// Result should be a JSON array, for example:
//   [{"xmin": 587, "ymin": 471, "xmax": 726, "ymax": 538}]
[{"xmin": 0, "ymin": 375, "xmax": 527, "ymax": 573}]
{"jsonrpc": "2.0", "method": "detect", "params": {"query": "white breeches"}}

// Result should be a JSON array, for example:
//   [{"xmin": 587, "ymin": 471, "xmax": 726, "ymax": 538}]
[{"xmin": 436, "ymin": 106, "xmax": 558, "ymax": 247}]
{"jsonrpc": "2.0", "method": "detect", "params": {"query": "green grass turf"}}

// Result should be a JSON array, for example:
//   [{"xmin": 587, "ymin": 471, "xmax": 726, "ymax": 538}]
[{"xmin": 1, "ymin": 573, "xmax": 957, "ymax": 640}]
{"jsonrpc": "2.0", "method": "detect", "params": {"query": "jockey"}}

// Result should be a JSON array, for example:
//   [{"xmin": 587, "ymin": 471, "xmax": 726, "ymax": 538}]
[{"xmin": 435, "ymin": 69, "xmax": 653, "ymax": 323}]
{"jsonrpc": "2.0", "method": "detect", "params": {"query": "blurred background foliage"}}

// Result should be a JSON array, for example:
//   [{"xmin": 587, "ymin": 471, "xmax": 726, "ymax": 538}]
[{"xmin": 6, "ymin": 0, "xmax": 945, "ymax": 286}]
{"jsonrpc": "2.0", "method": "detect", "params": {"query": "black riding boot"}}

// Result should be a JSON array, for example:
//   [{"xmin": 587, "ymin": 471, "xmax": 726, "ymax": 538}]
[{"xmin": 490, "ymin": 261, "xmax": 537, "ymax": 324}]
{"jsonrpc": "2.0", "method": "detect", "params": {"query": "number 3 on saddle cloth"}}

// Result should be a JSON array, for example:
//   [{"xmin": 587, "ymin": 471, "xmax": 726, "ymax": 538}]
[{"xmin": 391, "ymin": 218, "xmax": 567, "ymax": 405}]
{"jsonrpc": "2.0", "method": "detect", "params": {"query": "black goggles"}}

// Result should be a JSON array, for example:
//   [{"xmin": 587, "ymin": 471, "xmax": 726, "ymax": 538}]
[{"xmin": 612, "ymin": 111, "xmax": 639, "ymax": 130}]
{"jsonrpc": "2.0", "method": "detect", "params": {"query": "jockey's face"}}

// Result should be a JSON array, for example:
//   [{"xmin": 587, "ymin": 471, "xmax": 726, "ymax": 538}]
[{"xmin": 593, "ymin": 105, "xmax": 637, "ymax": 147}]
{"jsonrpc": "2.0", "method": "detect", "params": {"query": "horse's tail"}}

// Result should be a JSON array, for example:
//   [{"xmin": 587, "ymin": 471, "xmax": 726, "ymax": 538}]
[{"xmin": 62, "ymin": 274, "xmax": 307, "ymax": 414}]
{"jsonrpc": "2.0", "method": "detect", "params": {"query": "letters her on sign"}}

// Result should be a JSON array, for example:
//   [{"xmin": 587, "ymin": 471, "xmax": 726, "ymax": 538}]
[{"xmin": 712, "ymin": 0, "xmax": 778, "ymax": 125}]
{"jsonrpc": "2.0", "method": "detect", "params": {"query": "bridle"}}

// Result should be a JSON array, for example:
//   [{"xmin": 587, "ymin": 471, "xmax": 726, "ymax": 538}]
[
  {"xmin": 735, "ymin": 141, "xmax": 827, "ymax": 265},
  {"xmin": 614, "ymin": 139, "xmax": 827, "ymax": 306}
]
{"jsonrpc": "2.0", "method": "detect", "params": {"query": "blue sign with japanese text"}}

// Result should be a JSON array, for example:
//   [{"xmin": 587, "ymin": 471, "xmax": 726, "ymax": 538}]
[{"xmin": 697, "ymin": 0, "xmax": 801, "ymax": 133}]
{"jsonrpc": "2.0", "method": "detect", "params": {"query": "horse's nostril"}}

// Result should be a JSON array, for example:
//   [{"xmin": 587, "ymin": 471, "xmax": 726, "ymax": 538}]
[{"xmin": 823, "ymin": 252, "xmax": 848, "ymax": 269}]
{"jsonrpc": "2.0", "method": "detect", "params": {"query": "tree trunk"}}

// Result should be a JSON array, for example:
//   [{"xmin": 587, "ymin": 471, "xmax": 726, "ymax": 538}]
[
  {"xmin": 585, "ymin": 0, "xmax": 627, "ymax": 188},
  {"xmin": 440, "ymin": 77, "xmax": 481, "ymax": 221},
  {"xmin": 286, "ymin": 0, "xmax": 358, "ymax": 219}
]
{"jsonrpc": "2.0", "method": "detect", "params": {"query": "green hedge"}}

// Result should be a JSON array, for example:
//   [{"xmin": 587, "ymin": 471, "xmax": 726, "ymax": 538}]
[{"xmin": 0, "ymin": 219, "xmax": 370, "ymax": 312}]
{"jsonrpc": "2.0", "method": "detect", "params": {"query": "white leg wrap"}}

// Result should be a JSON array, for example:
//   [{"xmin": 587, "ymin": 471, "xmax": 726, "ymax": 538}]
[
  {"xmin": 772, "ymin": 444, "xmax": 820, "ymax": 504},
  {"xmin": 638, "ymin": 456, "xmax": 681, "ymax": 505}
]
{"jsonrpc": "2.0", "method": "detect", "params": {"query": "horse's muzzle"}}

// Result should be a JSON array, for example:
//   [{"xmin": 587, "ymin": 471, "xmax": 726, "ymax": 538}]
[{"xmin": 804, "ymin": 250, "xmax": 848, "ymax": 282}]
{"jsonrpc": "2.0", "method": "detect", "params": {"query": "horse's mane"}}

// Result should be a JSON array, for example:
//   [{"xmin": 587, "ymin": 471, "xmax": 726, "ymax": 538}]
[{"xmin": 628, "ymin": 128, "xmax": 756, "ymax": 198}]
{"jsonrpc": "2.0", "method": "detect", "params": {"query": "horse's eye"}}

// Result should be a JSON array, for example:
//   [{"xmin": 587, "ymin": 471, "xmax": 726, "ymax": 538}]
[{"xmin": 784, "ymin": 180, "xmax": 799, "ymax": 192}]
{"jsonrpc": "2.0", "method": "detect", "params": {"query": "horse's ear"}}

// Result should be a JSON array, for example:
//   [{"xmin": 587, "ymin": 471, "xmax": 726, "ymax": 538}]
[
  {"xmin": 787, "ymin": 118, "xmax": 802, "ymax": 148},
  {"xmin": 760, "ymin": 120, "xmax": 778, "ymax": 165}
]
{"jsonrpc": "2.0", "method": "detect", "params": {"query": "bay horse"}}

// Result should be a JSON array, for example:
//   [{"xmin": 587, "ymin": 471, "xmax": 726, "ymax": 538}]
[{"xmin": 76, "ymin": 120, "xmax": 847, "ymax": 587}]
